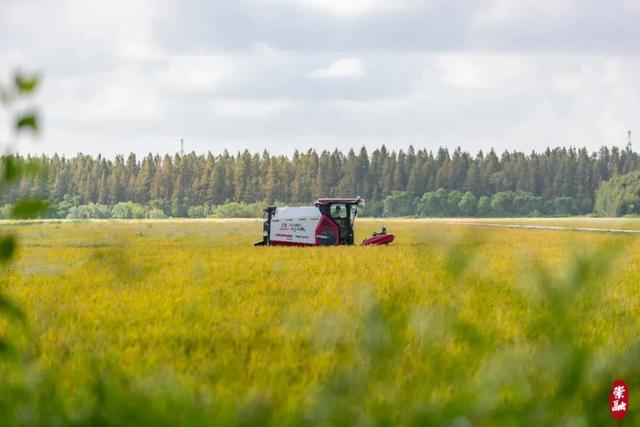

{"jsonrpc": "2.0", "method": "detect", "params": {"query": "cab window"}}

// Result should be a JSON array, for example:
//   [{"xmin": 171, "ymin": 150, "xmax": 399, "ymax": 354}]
[{"xmin": 330, "ymin": 204, "xmax": 348, "ymax": 219}]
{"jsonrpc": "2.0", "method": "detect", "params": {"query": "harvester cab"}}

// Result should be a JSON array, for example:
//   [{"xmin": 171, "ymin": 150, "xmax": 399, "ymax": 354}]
[
  {"xmin": 316, "ymin": 197, "xmax": 360, "ymax": 245},
  {"xmin": 255, "ymin": 197, "xmax": 394, "ymax": 246}
]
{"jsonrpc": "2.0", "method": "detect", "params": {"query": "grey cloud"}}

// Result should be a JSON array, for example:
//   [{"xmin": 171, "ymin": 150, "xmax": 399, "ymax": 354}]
[
  {"xmin": 157, "ymin": 0, "xmax": 640, "ymax": 54},
  {"xmin": 156, "ymin": 0, "xmax": 479, "ymax": 53},
  {"xmin": 472, "ymin": 1, "xmax": 640, "ymax": 54}
]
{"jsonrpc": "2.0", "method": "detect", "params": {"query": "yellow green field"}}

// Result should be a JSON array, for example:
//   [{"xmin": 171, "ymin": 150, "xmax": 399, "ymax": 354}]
[{"xmin": 2, "ymin": 218, "xmax": 640, "ymax": 426}]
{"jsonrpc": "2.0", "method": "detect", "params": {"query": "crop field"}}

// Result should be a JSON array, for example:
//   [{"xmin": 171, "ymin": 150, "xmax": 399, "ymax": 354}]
[{"xmin": 2, "ymin": 218, "xmax": 640, "ymax": 426}]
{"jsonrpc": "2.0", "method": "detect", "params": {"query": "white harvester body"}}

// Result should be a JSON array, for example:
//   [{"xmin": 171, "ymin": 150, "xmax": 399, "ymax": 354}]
[{"xmin": 268, "ymin": 206, "xmax": 322, "ymax": 245}]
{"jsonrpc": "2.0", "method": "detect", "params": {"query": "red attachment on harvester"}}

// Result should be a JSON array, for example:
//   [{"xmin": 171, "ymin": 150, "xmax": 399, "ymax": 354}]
[{"xmin": 361, "ymin": 233, "xmax": 395, "ymax": 246}]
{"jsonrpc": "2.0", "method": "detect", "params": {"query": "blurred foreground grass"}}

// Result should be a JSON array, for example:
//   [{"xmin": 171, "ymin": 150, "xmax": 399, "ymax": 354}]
[{"xmin": 1, "ymin": 219, "xmax": 640, "ymax": 426}]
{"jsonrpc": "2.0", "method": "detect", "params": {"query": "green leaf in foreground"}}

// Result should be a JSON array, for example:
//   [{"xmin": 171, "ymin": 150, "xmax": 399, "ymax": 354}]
[
  {"xmin": 16, "ymin": 112, "xmax": 39, "ymax": 133},
  {"xmin": 1, "ymin": 156, "xmax": 43, "ymax": 183},
  {"xmin": 2, "ymin": 155, "xmax": 19, "ymax": 183},
  {"xmin": 0, "ymin": 234, "xmax": 15, "ymax": 261},
  {"xmin": 0, "ymin": 295, "xmax": 25, "ymax": 323},
  {"xmin": 11, "ymin": 199, "xmax": 49, "ymax": 219},
  {"xmin": 0, "ymin": 340, "xmax": 14, "ymax": 356},
  {"xmin": 14, "ymin": 73, "xmax": 39, "ymax": 94}
]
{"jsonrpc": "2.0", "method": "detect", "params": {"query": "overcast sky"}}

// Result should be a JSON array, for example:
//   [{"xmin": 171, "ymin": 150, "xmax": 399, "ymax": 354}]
[{"xmin": 1, "ymin": 0, "xmax": 639, "ymax": 157}]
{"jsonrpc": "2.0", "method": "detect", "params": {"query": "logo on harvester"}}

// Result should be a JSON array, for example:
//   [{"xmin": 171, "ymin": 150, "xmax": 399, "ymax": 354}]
[{"xmin": 609, "ymin": 380, "xmax": 629, "ymax": 421}]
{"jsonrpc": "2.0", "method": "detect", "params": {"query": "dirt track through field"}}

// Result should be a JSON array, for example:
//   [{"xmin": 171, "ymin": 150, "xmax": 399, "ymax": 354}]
[{"xmin": 453, "ymin": 222, "xmax": 640, "ymax": 234}]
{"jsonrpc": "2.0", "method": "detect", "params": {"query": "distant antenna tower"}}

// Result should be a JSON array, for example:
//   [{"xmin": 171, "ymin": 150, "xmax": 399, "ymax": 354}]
[
  {"xmin": 628, "ymin": 130, "xmax": 632, "ymax": 146},
  {"xmin": 180, "ymin": 138, "xmax": 185, "ymax": 155}
]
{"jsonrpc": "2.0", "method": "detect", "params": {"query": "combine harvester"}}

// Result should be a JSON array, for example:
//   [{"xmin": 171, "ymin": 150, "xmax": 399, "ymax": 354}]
[{"xmin": 255, "ymin": 197, "xmax": 394, "ymax": 246}]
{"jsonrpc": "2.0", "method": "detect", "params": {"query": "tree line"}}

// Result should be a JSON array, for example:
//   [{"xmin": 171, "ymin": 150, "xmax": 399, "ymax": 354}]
[{"xmin": 3, "ymin": 144, "xmax": 639, "ymax": 218}]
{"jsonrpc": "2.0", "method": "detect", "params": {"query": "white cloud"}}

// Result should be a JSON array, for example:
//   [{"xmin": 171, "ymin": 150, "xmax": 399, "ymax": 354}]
[
  {"xmin": 434, "ymin": 54, "xmax": 532, "ymax": 90},
  {"xmin": 211, "ymin": 99, "xmax": 294, "ymax": 118},
  {"xmin": 331, "ymin": 96, "xmax": 413, "ymax": 114},
  {"xmin": 49, "ymin": 65, "xmax": 166, "ymax": 122},
  {"xmin": 309, "ymin": 58, "xmax": 364, "ymax": 79},
  {"xmin": 59, "ymin": 0, "xmax": 168, "ymax": 62},
  {"xmin": 153, "ymin": 55, "xmax": 234, "ymax": 92}
]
